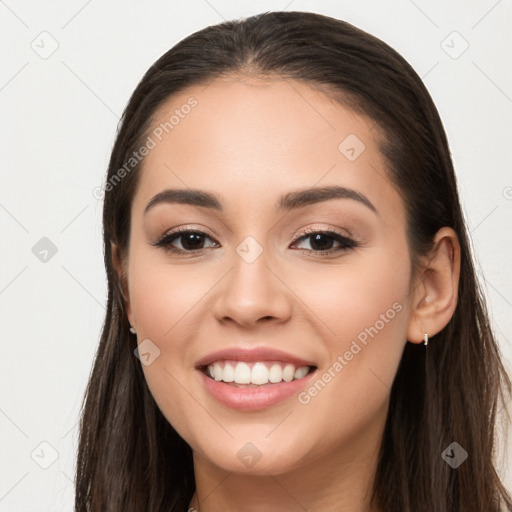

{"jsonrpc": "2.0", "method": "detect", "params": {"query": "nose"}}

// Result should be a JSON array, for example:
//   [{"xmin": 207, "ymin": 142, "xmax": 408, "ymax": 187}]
[{"xmin": 212, "ymin": 247, "xmax": 293, "ymax": 328}]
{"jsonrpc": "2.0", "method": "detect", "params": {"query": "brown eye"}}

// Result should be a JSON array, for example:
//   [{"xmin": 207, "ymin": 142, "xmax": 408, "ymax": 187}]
[
  {"xmin": 292, "ymin": 229, "xmax": 357, "ymax": 255},
  {"xmin": 153, "ymin": 229, "xmax": 219, "ymax": 254},
  {"xmin": 175, "ymin": 232, "xmax": 207, "ymax": 250}
]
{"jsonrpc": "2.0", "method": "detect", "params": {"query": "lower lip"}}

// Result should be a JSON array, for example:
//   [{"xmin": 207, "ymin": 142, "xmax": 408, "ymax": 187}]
[{"xmin": 197, "ymin": 368, "xmax": 317, "ymax": 411}]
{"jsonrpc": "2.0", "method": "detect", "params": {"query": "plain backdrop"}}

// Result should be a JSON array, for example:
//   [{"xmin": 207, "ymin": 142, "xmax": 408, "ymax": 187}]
[{"xmin": 0, "ymin": 1, "xmax": 511, "ymax": 510}]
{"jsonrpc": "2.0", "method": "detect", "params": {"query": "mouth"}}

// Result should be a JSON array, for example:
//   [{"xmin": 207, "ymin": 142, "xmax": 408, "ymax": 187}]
[
  {"xmin": 198, "ymin": 360, "xmax": 318, "ymax": 387},
  {"xmin": 196, "ymin": 360, "xmax": 318, "ymax": 411},
  {"xmin": 194, "ymin": 346, "xmax": 319, "ymax": 410}
]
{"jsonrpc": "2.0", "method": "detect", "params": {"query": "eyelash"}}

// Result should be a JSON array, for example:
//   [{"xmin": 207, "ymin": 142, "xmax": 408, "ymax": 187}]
[{"xmin": 152, "ymin": 226, "xmax": 358, "ymax": 257}]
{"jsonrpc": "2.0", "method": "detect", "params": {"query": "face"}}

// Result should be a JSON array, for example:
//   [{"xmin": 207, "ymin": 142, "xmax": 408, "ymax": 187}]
[{"xmin": 122, "ymin": 76, "xmax": 416, "ymax": 475}]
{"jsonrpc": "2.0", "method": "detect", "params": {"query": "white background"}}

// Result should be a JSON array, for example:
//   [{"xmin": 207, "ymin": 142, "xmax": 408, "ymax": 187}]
[{"xmin": 0, "ymin": 1, "xmax": 511, "ymax": 510}]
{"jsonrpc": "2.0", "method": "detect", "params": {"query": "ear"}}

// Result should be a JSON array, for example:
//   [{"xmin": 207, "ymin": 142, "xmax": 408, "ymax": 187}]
[
  {"xmin": 406, "ymin": 227, "xmax": 461, "ymax": 344},
  {"xmin": 111, "ymin": 242, "xmax": 134, "ymax": 327}
]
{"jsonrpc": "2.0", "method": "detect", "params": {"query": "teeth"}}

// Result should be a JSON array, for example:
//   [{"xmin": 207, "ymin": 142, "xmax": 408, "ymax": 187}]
[
  {"xmin": 213, "ymin": 363, "xmax": 223, "ymax": 381},
  {"xmin": 251, "ymin": 363, "xmax": 268, "ymax": 385},
  {"xmin": 234, "ymin": 362, "xmax": 251, "ymax": 384},
  {"xmin": 293, "ymin": 366, "xmax": 309, "ymax": 379},
  {"xmin": 269, "ymin": 364, "xmax": 282, "ymax": 383},
  {"xmin": 283, "ymin": 364, "xmax": 295, "ymax": 382},
  {"xmin": 222, "ymin": 362, "xmax": 235, "ymax": 382},
  {"xmin": 205, "ymin": 360, "xmax": 312, "ymax": 385}
]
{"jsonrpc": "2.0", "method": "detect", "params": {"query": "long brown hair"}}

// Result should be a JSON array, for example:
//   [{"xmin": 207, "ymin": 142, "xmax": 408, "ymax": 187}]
[{"xmin": 75, "ymin": 11, "xmax": 512, "ymax": 511}]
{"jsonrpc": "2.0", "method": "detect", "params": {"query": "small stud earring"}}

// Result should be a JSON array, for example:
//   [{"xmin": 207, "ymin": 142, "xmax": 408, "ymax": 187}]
[
  {"xmin": 424, "ymin": 295, "xmax": 431, "ymax": 304},
  {"xmin": 130, "ymin": 326, "xmax": 136, "ymax": 334},
  {"xmin": 424, "ymin": 332, "xmax": 428, "ymax": 346}
]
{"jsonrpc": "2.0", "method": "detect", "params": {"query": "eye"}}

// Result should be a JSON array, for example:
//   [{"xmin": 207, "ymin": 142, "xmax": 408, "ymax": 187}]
[
  {"xmin": 291, "ymin": 228, "xmax": 357, "ymax": 255},
  {"xmin": 153, "ymin": 228, "xmax": 219, "ymax": 254},
  {"xmin": 153, "ymin": 227, "xmax": 358, "ymax": 257}
]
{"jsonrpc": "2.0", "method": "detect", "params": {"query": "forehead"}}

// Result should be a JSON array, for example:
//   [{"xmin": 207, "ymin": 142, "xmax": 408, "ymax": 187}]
[{"xmin": 132, "ymin": 76, "xmax": 403, "ymax": 220}]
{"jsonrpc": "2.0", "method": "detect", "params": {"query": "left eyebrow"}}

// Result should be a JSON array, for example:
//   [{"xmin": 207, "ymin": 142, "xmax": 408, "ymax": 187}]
[
  {"xmin": 276, "ymin": 185, "xmax": 377, "ymax": 214},
  {"xmin": 143, "ymin": 185, "xmax": 377, "ymax": 216}
]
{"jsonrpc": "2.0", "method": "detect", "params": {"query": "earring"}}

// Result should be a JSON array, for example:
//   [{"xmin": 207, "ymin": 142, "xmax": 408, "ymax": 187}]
[
  {"xmin": 130, "ymin": 326, "xmax": 136, "ymax": 334},
  {"xmin": 424, "ymin": 332, "xmax": 428, "ymax": 346}
]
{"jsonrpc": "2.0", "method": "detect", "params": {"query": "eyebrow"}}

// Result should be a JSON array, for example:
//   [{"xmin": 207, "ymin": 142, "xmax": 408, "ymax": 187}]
[{"xmin": 144, "ymin": 185, "xmax": 377, "ymax": 215}]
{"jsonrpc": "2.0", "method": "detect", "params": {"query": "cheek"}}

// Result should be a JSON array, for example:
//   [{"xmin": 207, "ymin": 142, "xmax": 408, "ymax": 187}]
[
  {"xmin": 291, "ymin": 244, "xmax": 411, "ymax": 404},
  {"xmin": 292, "ymin": 244, "xmax": 411, "ymax": 350},
  {"xmin": 285, "ymin": 254, "xmax": 410, "ymax": 455},
  {"xmin": 127, "ymin": 264, "xmax": 203, "ymax": 444},
  {"xmin": 128, "ymin": 249, "xmax": 214, "ymax": 340},
  {"xmin": 126, "ymin": 250, "xmax": 222, "ymax": 439}
]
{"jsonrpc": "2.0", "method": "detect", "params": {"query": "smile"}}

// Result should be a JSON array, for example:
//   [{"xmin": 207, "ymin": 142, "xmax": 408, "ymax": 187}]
[
  {"xmin": 197, "ymin": 362, "xmax": 318, "ymax": 411},
  {"xmin": 202, "ymin": 360, "xmax": 315, "ymax": 386}
]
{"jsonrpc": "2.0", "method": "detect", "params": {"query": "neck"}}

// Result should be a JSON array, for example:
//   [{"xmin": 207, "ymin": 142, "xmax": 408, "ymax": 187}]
[{"xmin": 187, "ymin": 406, "xmax": 386, "ymax": 512}]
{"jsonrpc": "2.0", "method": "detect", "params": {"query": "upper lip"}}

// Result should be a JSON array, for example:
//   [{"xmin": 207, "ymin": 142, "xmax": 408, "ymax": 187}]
[{"xmin": 195, "ymin": 347, "xmax": 317, "ymax": 369}]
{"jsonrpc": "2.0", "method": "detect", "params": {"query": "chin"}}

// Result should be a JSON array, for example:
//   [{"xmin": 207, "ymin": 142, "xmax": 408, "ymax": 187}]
[{"xmin": 192, "ymin": 436, "xmax": 311, "ymax": 476}]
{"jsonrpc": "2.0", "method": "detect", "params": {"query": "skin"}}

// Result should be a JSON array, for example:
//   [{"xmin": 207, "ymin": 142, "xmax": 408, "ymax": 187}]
[{"xmin": 113, "ymin": 75, "xmax": 460, "ymax": 512}]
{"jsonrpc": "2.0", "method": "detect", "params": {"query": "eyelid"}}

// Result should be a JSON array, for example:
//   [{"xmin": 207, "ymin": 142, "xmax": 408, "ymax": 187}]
[
  {"xmin": 291, "ymin": 227, "xmax": 357, "ymax": 253},
  {"xmin": 293, "ymin": 225, "xmax": 353, "ymax": 240},
  {"xmin": 158, "ymin": 225, "xmax": 218, "ymax": 242},
  {"xmin": 156, "ymin": 225, "xmax": 352, "ymax": 243}
]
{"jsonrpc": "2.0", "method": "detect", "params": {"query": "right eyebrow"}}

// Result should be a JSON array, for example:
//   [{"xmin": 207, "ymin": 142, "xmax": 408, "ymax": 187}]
[{"xmin": 144, "ymin": 189, "xmax": 222, "ymax": 215}]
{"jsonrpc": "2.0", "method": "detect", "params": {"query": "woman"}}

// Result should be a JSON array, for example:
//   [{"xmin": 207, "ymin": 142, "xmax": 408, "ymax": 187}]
[{"xmin": 75, "ymin": 11, "xmax": 512, "ymax": 512}]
